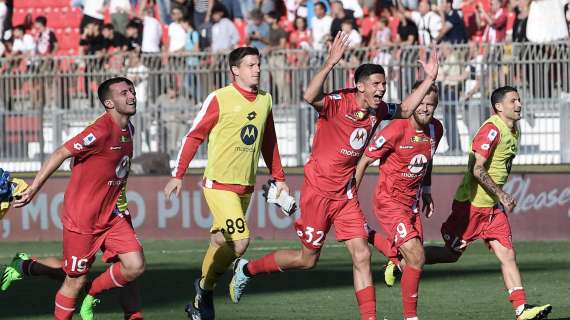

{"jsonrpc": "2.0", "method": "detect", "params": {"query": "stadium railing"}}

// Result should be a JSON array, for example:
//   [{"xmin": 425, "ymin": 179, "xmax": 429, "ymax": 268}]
[{"xmin": 0, "ymin": 41, "xmax": 569, "ymax": 171}]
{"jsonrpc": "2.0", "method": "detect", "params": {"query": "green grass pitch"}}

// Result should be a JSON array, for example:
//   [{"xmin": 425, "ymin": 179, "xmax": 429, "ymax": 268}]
[{"xmin": 0, "ymin": 240, "xmax": 568, "ymax": 320}]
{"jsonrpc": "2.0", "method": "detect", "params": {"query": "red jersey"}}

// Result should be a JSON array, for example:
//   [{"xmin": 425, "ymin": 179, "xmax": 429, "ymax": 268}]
[
  {"xmin": 366, "ymin": 118, "xmax": 443, "ymax": 210},
  {"xmin": 304, "ymin": 88, "xmax": 398, "ymax": 200},
  {"xmin": 63, "ymin": 112, "xmax": 133, "ymax": 234}
]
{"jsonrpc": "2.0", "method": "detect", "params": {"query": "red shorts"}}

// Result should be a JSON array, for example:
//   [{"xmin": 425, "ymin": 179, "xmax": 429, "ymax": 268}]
[
  {"xmin": 294, "ymin": 183, "xmax": 369, "ymax": 250},
  {"xmin": 375, "ymin": 205, "xmax": 423, "ymax": 253},
  {"xmin": 441, "ymin": 200, "xmax": 513, "ymax": 253},
  {"xmin": 63, "ymin": 216, "xmax": 142, "ymax": 276}
]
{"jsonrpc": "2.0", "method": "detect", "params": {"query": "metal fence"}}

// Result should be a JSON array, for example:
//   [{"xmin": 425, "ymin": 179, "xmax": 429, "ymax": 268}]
[{"xmin": 1, "ymin": 41, "xmax": 569, "ymax": 172}]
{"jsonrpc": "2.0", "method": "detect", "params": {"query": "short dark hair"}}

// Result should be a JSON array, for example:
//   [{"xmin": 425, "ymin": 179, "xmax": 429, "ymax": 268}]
[
  {"xmin": 490, "ymin": 85, "xmax": 517, "ymax": 112},
  {"xmin": 98, "ymin": 77, "xmax": 134, "ymax": 107},
  {"xmin": 315, "ymin": 1, "xmax": 327, "ymax": 10},
  {"xmin": 354, "ymin": 64, "xmax": 385, "ymax": 83},
  {"xmin": 103, "ymin": 23, "xmax": 114, "ymax": 30},
  {"xmin": 412, "ymin": 80, "xmax": 439, "ymax": 102},
  {"xmin": 35, "ymin": 16, "xmax": 47, "ymax": 26},
  {"xmin": 229, "ymin": 47, "xmax": 260, "ymax": 72},
  {"xmin": 14, "ymin": 25, "xmax": 25, "ymax": 33}
]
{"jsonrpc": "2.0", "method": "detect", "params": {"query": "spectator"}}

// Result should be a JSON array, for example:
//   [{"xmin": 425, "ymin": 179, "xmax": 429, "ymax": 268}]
[
  {"xmin": 311, "ymin": 1, "xmax": 333, "ymax": 51},
  {"xmin": 101, "ymin": 23, "xmax": 129, "ymax": 52},
  {"xmin": 340, "ymin": 0, "xmax": 363, "ymax": 18},
  {"xmin": 369, "ymin": 16, "xmax": 392, "ymax": 48},
  {"xmin": 221, "ymin": 0, "xmax": 244, "ymax": 20},
  {"xmin": 125, "ymin": 20, "xmax": 142, "ymax": 52},
  {"xmin": 512, "ymin": 0, "xmax": 529, "ymax": 42},
  {"xmin": 34, "ymin": 16, "xmax": 58, "ymax": 56},
  {"xmin": 193, "ymin": 0, "xmax": 213, "ymax": 27},
  {"xmin": 156, "ymin": 84, "xmax": 191, "ymax": 155},
  {"xmin": 0, "ymin": 0, "xmax": 7, "ymax": 40},
  {"xmin": 126, "ymin": 52, "xmax": 149, "ymax": 108},
  {"xmin": 266, "ymin": 11, "xmax": 288, "ymax": 50},
  {"xmin": 478, "ymin": 0, "xmax": 508, "ymax": 43},
  {"xmin": 210, "ymin": 4, "xmax": 239, "ymax": 52},
  {"xmin": 80, "ymin": 0, "xmax": 105, "ymax": 34},
  {"xmin": 167, "ymin": 7, "xmax": 187, "ymax": 53},
  {"xmin": 459, "ymin": 41, "xmax": 487, "ymax": 138},
  {"xmin": 265, "ymin": 11, "xmax": 289, "ymax": 103},
  {"xmin": 526, "ymin": 0, "xmax": 568, "ymax": 42},
  {"xmin": 109, "ymin": 0, "xmax": 131, "ymax": 35},
  {"xmin": 246, "ymin": 9, "xmax": 270, "ymax": 50},
  {"xmin": 259, "ymin": 0, "xmax": 277, "ymax": 15},
  {"xmin": 240, "ymin": 0, "xmax": 256, "ymax": 20},
  {"xmin": 172, "ymin": 0, "xmax": 192, "ymax": 20},
  {"xmin": 141, "ymin": 7, "xmax": 162, "ymax": 54},
  {"xmin": 395, "ymin": 10, "xmax": 418, "ymax": 44},
  {"xmin": 408, "ymin": 0, "xmax": 442, "ymax": 45},
  {"xmin": 181, "ymin": 18, "xmax": 200, "ymax": 100},
  {"xmin": 341, "ymin": 18, "xmax": 362, "ymax": 48},
  {"xmin": 289, "ymin": 16, "xmax": 312, "ymax": 49},
  {"xmin": 12, "ymin": 25, "xmax": 35, "ymax": 56},
  {"xmin": 330, "ymin": 1, "xmax": 353, "ymax": 37},
  {"xmin": 79, "ymin": 22, "xmax": 105, "ymax": 55},
  {"xmin": 436, "ymin": 0, "xmax": 467, "ymax": 43}
]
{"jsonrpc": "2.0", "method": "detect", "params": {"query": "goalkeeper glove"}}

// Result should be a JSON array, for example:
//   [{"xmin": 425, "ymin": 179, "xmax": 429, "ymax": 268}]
[{"xmin": 262, "ymin": 179, "xmax": 297, "ymax": 216}]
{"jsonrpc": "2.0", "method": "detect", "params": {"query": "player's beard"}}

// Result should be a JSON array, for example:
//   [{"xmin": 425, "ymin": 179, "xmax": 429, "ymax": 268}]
[{"xmin": 413, "ymin": 113, "xmax": 432, "ymax": 126}]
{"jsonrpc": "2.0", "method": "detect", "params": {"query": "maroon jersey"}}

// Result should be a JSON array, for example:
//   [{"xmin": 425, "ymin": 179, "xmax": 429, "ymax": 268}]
[
  {"xmin": 366, "ymin": 118, "xmax": 444, "ymax": 210},
  {"xmin": 63, "ymin": 112, "xmax": 133, "ymax": 234},
  {"xmin": 304, "ymin": 88, "xmax": 398, "ymax": 200}
]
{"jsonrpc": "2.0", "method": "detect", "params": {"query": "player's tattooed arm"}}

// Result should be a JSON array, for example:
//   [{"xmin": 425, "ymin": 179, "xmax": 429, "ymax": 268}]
[
  {"xmin": 14, "ymin": 146, "xmax": 72, "ymax": 207},
  {"xmin": 303, "ymin": 31, "xmax": 350, "ymax": 111},
  {"xmin": 355, "ymin": 154, "xmax": 376, "ymax": 190},
  {"xmin": 394, "ymin": 43, "xmax": 439, "ymax": 119},
  {"xmin": 471, "ymin": 152, "xmax": 517, "ymax": 213}
]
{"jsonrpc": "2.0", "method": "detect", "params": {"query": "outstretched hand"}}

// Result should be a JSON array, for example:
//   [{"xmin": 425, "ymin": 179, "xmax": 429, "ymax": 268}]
[
  {"xmin": 418, "ymin": 43, "xmax": 439, "ymax": 81},
  {"xmin": 325, "ymin": 31, "xmax": 351, "ymax": 67}
]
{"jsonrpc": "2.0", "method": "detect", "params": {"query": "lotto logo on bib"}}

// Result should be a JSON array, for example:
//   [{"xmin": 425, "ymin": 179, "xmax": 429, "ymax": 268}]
[
  {"xmin": 240, "ymin": 125, "xmax": 258, "ymax": 145},
  {"xmin": 349, "ymin": 128, "xmax": 368, "ymax": 150}
]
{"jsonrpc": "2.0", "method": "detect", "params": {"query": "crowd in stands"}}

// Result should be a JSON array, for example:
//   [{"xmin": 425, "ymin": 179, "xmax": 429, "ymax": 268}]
[{"xmin": 0, "ymin": 0, "xmax": 569, "ymax": 59}]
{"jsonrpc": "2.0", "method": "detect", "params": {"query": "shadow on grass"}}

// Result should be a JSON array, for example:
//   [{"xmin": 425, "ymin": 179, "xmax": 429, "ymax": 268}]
[{"xmin": 0, "ymin": 259, "xmax": 567, "ymax": 318}]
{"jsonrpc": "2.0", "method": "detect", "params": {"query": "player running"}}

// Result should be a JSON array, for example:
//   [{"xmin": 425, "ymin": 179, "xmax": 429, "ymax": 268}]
[
  {"xmin": 228, "ymin": 32, "xmax": 439, "ymax": 320},
  {"xmin": 355, "ymin": 82, "xmax": 443, "ymax": 320},
  {"xmin": 163, "ymin": 46, "xmax": 293, "ymax": 320},
  {"xmin": 13, "ymin": 77, "xmax": 145, "ymax": 320},
  {"xmin": 376, "ymin": 86, "xmax": 552, "ymax": 320}
]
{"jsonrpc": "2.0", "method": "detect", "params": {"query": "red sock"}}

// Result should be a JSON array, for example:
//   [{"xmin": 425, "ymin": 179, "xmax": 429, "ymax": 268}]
[
  {"xmin": 88, "ymin": 263, "xmax": 129, "ymax": 296},
  {"xmin": 508, "ymin": 288, "xmax": 527, "ymax": 310},
  {"xmin": 124, "ymin": 311, "xmax": 144, "ymax": 320},
  {"xmin": 246, "ymin": 252, "xmax": 281, "ymax": 276},
  {"xmin": 54, "ymin": 291, "xmax": 76, "ymax": 320},
  {"xmin": 355, "ymin": 286, "xmax": 376, "ymax": 320},
  {"xmin": 401, "ymin": 265, "xmax": 422, "ymax": 318}
]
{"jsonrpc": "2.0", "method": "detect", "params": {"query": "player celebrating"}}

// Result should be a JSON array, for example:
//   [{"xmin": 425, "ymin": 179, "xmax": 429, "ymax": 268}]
[
  {"xmin": 355, "ymin": 82, "xmax": 443, "ymax": 320},
  {"xmin": 228, "ymin": 32, "xmax": 439, "ymax": 320},
  {"xmin": 418, "ymin": 86, "xmax": 552, "ymax": 320},
  {"xmin": 163, "ymin": 46, "xmax": 292, "ymax": 320},
  {"xmin": 14, "ymin": 77, "xmax": 145, "ymax": 320}
]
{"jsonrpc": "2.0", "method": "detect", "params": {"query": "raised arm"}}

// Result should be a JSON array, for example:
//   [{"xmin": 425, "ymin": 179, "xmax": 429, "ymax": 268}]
[
  {"xmin": 303, "ymin": 31, "xmax": 350, "ymax": 111},
  {"xmin": 394, "ymin": 43, "xmax": 439, "ymax": 118}
]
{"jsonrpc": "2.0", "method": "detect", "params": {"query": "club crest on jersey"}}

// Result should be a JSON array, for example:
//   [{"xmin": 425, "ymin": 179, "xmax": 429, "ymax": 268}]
[
  {"xmin": 411, "ymin": 136, "xmax": 430, "ymax": 143},
  {"xmin": 488, "ymin": 129, "xmax": 498, "ymax": 141},
  {"xmin": 349, "ymin": 128, "xmax": 368, "ymax": 150},
  {"xmin": 407, "ymin": 154, "xmax": 428, "ymax": 174},
  {"xmin": 240, "ymin": 124, "xmax": 258, "ymax": 145},
  {"xmin": 83, "ymin": 133, "xmax": 96, "ymax": 145}
]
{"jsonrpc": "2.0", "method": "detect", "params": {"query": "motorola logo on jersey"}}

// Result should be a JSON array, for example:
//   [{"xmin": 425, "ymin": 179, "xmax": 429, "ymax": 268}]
[
  {"xmin": 349, "ymin": 128, "xmax": 368, "ymax": 150},
  {"xmin": 408, "ymin": 154, "xmax": 428, "ymax": 174},
  {"xmin": 115, "ymin": 155, "xmax": 131, "ymax": 179},
  {"xmin": 240, "ymin": 125, "xmax": 258, "ymax": 145}
]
